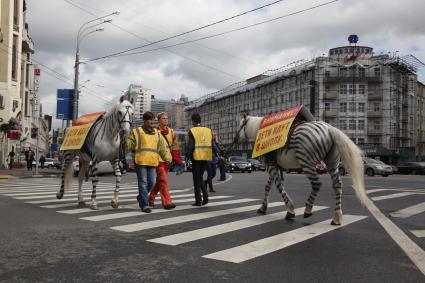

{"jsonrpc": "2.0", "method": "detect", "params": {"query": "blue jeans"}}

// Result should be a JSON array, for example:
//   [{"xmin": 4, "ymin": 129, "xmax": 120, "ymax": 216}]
[{"xmin": 135, "ymin": 165, "xmax": 157, "ymax": 209}]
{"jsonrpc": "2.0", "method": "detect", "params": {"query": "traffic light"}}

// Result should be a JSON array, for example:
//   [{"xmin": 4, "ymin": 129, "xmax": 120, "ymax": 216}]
[{"xmin": 31, "ymin": 127, "xmax": 38, "ymax": 138}]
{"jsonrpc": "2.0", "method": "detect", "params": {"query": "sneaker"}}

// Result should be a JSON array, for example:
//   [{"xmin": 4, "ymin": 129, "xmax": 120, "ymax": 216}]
[
  {"xmin": 202, "ymin": 199, "xmax": 209, "ymax": 205},
  {"xmin": 209, "ymin": 189, "xmax": 216, "ymax": 193},
  {"xmin": 148, "ymin": 202, "xmax": 155, "ymax": 208},
  {"xmin": 164, "ymin": 203, "xmax": 176, "ymax": 210},
  {"xmin": 141, "ymin": 207, "xmax": 152, "ymax": 213},
  {"xmin": 191, "ymin": 202, "xmax": 202, "ymax": 207}
]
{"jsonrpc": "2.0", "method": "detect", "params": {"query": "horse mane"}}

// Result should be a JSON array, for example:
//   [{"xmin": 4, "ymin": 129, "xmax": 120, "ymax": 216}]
[{"xmin": 103, "ymin": 100, "xmax": 133, "ymax": 118}]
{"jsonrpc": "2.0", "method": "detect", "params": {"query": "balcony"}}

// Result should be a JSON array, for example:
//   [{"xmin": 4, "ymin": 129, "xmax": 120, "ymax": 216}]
[
  {"xmin": 323, "ymin": 76, "xmax": 382, "ymax": 83},
  {"xmin": 323, "ymin": 92, "xmax": 337, "ymax": 100},
  {"xmin": 368, "ymin": 93, "xmax": 383, "ymax": 100},
  {"xmin": 367, "ymin": 111, "xmax": 383, "ymax": 118},
  {"xmin": 323, "ymin": 110, "xmax": 337, "ymax": 118},
  {"xmin": 367, "ymin": 128, "xmax": 383, "ymax": 135}
]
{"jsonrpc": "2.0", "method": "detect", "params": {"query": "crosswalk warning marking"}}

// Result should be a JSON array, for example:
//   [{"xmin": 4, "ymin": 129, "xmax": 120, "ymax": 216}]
[
  {"xmin": 81, "ymin": 198, "xmax": 259, "ymax": 222},
  {"xmin": 111, "ymin": 202, "xmax": 285, "ymax": 233},
  {"xmin": 390, "ymin": 202, "xmax": 425, "ymax": 218},
  {"xmin": 411, "ymin": 230, "xmax": 425, "ymax": 238},
  {"xmin": 147, "ymin": 206, "xmax": 328, "ymax": 246},
  {"xmin": 202, "ymin": 215, "xmax": 367, "ymax": 263}
]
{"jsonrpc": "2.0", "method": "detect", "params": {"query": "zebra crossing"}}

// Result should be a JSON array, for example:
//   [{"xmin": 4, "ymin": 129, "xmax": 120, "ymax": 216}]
[{"xmin": 0, "ymin": 179, "xmax": 424, "ymax": 264}]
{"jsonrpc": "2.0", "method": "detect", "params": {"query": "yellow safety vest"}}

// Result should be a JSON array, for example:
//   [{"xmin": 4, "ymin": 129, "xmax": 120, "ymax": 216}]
[
  {"xmin": 190, "ymin": 127, "xmax": 212, "ymax": 161},
  {"xmin": 158, "ymin": 127, "xmax": 174, "ymax": 163},
  {"xmin": 133, "ymin": 127, "xmax": 160, "ymax": 166}
]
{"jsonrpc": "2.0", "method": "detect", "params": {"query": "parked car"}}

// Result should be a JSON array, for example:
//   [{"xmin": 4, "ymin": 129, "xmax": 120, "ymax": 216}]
[
  {"xmin": 396, "ymin": 162, "xmax": 425, "ymax": 175},
  {"xmin": 339, "ymin": 158, "xmax": 393, "ymax": 177},
  {"xmin": 225, "ymin": 156, "xmax": 252, "ymax": 173},
  {"xmin": 247, "ymin": 159, "xmax": 266, "ymax": 171},
  {"xmin": 32, "ymin": 158, "xmax": 61, "ymax": 169}
]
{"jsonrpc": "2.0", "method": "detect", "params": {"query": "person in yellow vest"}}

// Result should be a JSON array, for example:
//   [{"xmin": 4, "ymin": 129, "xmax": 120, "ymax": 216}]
[
  {"xmin": 186, "ymin": 113, "xmax": 217, "ymax": 206},
  {"xmin": 148, "ymin": 112, "xmax": 183, "ymax": 209},
  {"xmin": 125, "ymin": 111, "xmax": 172, "ymax": 213}
]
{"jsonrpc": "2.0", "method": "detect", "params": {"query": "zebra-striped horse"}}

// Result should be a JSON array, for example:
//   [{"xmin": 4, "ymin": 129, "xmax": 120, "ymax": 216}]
[
  {"xmin": 236, "ymin": 116, "xmax": 367, "ymax": 225},
  {"xmin": 56, "ymin": 99, "xmax": 134, "ymax": 210}
]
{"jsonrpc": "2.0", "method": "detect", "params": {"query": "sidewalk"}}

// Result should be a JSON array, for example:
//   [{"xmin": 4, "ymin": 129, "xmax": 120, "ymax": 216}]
[{"xmin": 0, "ymin": 167, "xmax": 61, "ymax": 180}]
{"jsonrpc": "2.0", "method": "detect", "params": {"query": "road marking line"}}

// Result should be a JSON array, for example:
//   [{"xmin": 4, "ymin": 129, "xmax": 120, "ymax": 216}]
[
  {"xmin": 371, "ymin": 192, "xmax": 417, "ymax": 201},
  {"xmin": 366, "ymin": 189, "xmax": 387, "ymax": 194},
  {"xmin": 411, "ymin": 230, "xmax": 425, "ymax": 238},
  {"xmin": 367, "ymin": 186, "xmax": 425, "ymax": 194},
  {"xmin": 148, "ymin": 206, "xmax": 328, "ymax": 246},
  {"xmin": 390, "ymin": 202, "xmax": 425, "ymax": 218},
  {"xmin": 81, "ymin": 198, "xmax": 258, "ymax": 222},
  {"xmin": 363, "ymin": 196, "xmax": 425, "ymax": 275},
  {"xmin": 112, "ymin": 202, "xmax": 288, "ymax": 233},
  {"xmin": 57, "ymin": 196, "xmax": 232, "ymax": 214},
  {"xmin": 202, "ymin": 215, "xmax": 367, "ymax": 263},
  {"xmin": 26, "ymin": 193, "xmax": 138, "ymax": 204}
]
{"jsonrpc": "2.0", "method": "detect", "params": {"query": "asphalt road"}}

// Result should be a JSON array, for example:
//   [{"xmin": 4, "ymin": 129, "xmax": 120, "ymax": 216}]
[{"xmin": 0, "ymin": 171, "xmax": 424, "ymax": 282}]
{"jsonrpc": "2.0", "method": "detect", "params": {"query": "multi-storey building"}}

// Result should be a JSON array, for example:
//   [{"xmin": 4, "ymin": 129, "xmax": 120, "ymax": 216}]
[
  {"xmin": 151, "ymin": 96, "xmax": 173, "ymax": 116},
  {"xmin": 123, "ymin": 84, "xmax": 152, "ymax": 120},
  {"xmin": 186, "ymin": 38, "xmax": 424, "ymax": 163},
  {"xmin": 0, "ymin": 0, "xmax": 50, "ymax": 167},
  {"xmin": 167, "ymin": 95, "xmax": 189, "ymax": 130}
]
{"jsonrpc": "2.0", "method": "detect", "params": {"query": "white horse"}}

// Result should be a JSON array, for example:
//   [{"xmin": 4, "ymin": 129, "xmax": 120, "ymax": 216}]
[
  {"xmin": 57, "ymin": 97, "xmax": 134, "ymax": 210},
  {"xmin": 236, "ymin": 115, "xmax": 367, "ymax": 225}
]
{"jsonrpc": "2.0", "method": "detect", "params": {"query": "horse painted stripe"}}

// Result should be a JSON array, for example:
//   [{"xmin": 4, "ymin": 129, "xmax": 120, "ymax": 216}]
[
  {"xmin": 80, "ymin": 199, "xmax": 258, "ymax": 222},
  {"xmin": 148, "ymin": 206, "xmax": 328, "ymax": 246},
  {"xmin": 390, "ymin": 202, "xmax": 425, "ymax": 218},
  {"xmin": 111, "ymin": 202, "xmax": 282, "ymax": 233},
  {"xmin": 202, "ymin": 215, "xmax": 367, "ymax": 263},
  {"xmin": 371, "ymin": 192, "xmax": 417, "ymax": 201},
  {"xmin": 57, "ymin": 196, "xmax": 232, "ymax": 214}
]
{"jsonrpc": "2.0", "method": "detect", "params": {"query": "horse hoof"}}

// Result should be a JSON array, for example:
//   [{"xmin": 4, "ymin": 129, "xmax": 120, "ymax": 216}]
[
  {"xmin": 111, "ymin": 200, "xmax": 119, "ymax": 209},
  {"xmin": 56, "ymin": 192, "xmax": 63, "ymax": 200},
  {"xmin": 331, "ymin": 220, "xmax": 341, "ymax": 226},
  {"xmin": 78, "ymin": 201, "xmax": 86, "ymax": 208},
  {"xmin": 304, "ymin": 212, "xmax": 313, "ymax": 218},
  {"xmin": 90, "ymin": 203, "xmax": 98, "ymax": 210},
  {"xmin": 285, "ymin": 212, "xmax": 295, "ymax": 220},
  {"xmin": 257, "ymin": 208, "xmax": 266, "ymax": 215}
]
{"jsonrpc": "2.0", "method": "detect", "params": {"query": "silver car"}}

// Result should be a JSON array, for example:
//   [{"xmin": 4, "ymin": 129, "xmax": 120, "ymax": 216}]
[{"xmin": 339, "ymin": 157, "xmax": 393, "ymax": 177}]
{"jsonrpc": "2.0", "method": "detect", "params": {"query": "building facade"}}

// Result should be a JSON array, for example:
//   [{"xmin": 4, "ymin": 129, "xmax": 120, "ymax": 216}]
[{"xmin": 186, "ymin": 39, "xmax": 424, "ymax": 163}]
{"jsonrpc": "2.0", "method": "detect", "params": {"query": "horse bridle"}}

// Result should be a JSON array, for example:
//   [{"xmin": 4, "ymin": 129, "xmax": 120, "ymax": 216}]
[
  {"xmin": 119, "ymin": 105, "xmax": 132, "ymax": 126},
  {"xmin": 226, "ymin": 116, "xmax": 249, "ymax": 154}
]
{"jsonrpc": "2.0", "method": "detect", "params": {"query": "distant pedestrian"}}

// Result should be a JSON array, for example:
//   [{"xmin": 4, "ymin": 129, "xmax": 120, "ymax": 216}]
[
  {"xmin": 218, "ymin": 144, "xmax": 227, "ymax": 181},
  {"xmin": 25, "ymin": 147, "xmax": 35, "ymax": 171},
  {"xmin": 8, "ymin": 147, "xmax": 15, "ymax": 170},
  {"xmin": 204, "ymin": 133, "xmax": 220, "ymax": 193},
  {"xmin": 39, "ymin": 155, "xmax": 46, "ymax": 169}
]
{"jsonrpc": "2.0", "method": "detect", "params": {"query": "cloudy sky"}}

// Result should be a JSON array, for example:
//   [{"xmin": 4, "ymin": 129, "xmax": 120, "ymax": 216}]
[{"xmin": 26, "ymin": 0, "xmax": 425, "ymax": 127}]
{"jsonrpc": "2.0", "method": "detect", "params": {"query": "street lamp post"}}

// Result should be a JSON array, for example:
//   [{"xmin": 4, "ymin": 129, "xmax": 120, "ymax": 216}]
[{"xmin": 72, "ymin": 11, "xmax": 119, "ymax": 122}]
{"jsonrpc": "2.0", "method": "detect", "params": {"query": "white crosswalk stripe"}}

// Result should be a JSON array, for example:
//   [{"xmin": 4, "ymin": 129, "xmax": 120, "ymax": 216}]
[
  {"xmin": 147, "ymin": 206, "xmax": 328, "ymax": 246},
  {"xmin": 390, "ymin": 202, "xmax": 425, "ymax": 218},
  {"xmin": 371, "ymin": 192, "xmax": 417, "ymax": 201},
  {"xmin": 202, "ymin": 215, "xmax": 367, "ymax": 263},
  {"xmin": 411, "ymin": 230, "xmax": 425, "ymax": 238}
]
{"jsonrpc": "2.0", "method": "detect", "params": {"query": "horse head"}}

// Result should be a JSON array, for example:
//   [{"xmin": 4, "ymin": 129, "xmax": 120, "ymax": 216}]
[
  {"xmin": 117, "ymin": 99, "xmax": 134, "ymax": 135},
  {"xmin": 237, "ymin": 115, "xmax": 263, "ymax": 143}
]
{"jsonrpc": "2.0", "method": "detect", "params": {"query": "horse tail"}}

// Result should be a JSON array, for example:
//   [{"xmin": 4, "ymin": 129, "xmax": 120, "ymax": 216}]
[
  {"xmin": 328, "ymin": 126, "xmax": 367, "ymax": 205},
  {"xmin": 57, "ymin": 152, "xmax": 74, "ymax": 199}
]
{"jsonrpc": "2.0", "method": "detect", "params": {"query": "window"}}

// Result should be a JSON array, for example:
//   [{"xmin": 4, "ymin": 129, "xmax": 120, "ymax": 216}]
[
  {"xmin": 340, "ymin": 120, "xmax": 347, "ymax": 130},
  {"xmin": 358, "ymin": 120, "xmax": 365, "ymax": 130},
  {"xmin": 349, "ymin": 84, "xmax": 356, "ymax": 95},
  {"xmin": 374, "ymin": 68, "xmax": 381, "ymax": 77},
  {"xmin": 373, "ymin": 102, "xmax": 381, "ymax": 111},
  {"xmin": 339, "ymin": 85, "xmax": 347, "ymax": 94},
  {"xmin": 358, "ymin": 103, "xmax": 365, "ymax": 113},
  {"xmin": 340, "ymin": 102, "xmax": 347, "ymax": 112},
  {"xmin": 325, "ymin": 103, "xmax": 331, "ymax": 111},
  {"xmin": 357, "ymin": 138, "xmax": 365, "ymax": 144},
  {"xmin": 340, "ymin": 67, "xmax": 347, "ymax": 77},
  {"xmin": 349, "ymin": 102, "xmax": 356, "ymax": 112},
  {"xmin": 358, "ymin": 68, "xmax": 365, "ymax": 77},
  {"xmin": 349, "ymin": 120, "xmax": 356, "ymax": 130},
  {"xmin": 358, "ymin": 85, "xmax": 365, "ymax": 94},
  {"xmin": 373, "ymin": 120, "xmax": 381, "ymax": 130}
]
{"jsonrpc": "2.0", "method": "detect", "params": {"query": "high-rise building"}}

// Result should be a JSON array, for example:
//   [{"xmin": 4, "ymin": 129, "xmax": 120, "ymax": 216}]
[
  {"xmin": 151, "ymin": 96, "xmax": 174, "ymax": 116},
  {"xmin": 186, "ymin": 36, "xmax": 425, "ymax": 163},
  {"xmin": 123, "ymin": 84, "xmax": 152, "ymax": 120}
]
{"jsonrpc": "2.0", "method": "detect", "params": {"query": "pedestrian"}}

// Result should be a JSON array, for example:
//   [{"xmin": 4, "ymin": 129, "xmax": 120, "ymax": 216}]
[
  {"xmin": 218, "ymin": 143, "xmax": 227, "ymax": 181},
  {"xmin": 8, "ymin": 146, "xmax": 15, "ymax": 170},
  {"xmin": 39, "ymin": 155, "xmax": 46, "ymax": 169},
  {"xmin": 204, "ymin": 133, "xmax": 220, "ymax": 193},
  {"xmin": 25, "ymin": 147, "xmax": 34, "ymax": 171},
  {"xmin": 125, "ymin": 111, "xmax": 172, "ymax": 213},
  {"xmin": 148, "ymin": 112, "xmax": 183, "ymax": 210},
  {"xmin": 186, "ymin": 113, "xmax": 216, "ymax": 206}
]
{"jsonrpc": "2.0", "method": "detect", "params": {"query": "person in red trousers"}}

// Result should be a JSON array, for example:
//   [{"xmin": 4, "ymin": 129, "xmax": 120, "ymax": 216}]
[{"xmin": 148, "ymin": 112, "xmax": 182, "ymax": 209}]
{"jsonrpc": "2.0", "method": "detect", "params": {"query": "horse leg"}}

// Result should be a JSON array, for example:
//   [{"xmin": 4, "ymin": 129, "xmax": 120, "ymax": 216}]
[
  {"xmin": 57, "ymin": 152, "xmax": 73, "ymax": 199},
  {"xmin": 270, "ymin": 165, "xmax": 295, "ymax": 219},
  {"xmin": 111, "ymin": 159, "xmax": 121, "ymax": 209},
  {"xmin": 257, "ymin": 175, "xmax": 272, "ymax": 215},
  {"xmin": 77, "ymin": 161, "xmax": 90, "ymax": 207},
  {"xmin": 303, "ymin": 165, "xmax": 322, "ymax": 218},
  {"xmin": 90, "ymin": 162, "xmax": 99, "ymax": 210},
  {"xmin": 325, "ymin": 149, "xmax": 343, "ymax": 225}
]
